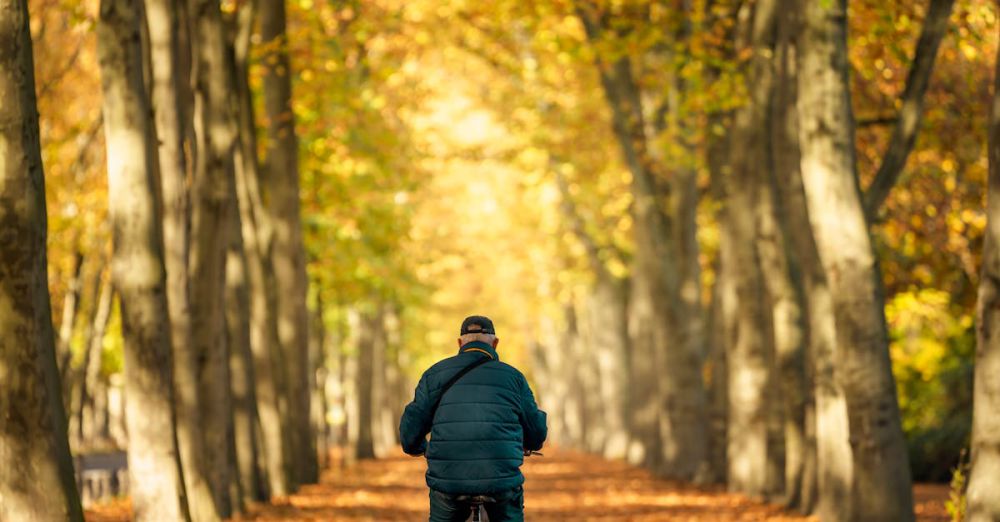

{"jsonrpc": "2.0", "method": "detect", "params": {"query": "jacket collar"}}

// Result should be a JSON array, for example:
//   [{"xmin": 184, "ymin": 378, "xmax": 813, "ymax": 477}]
[{"xmin": 459, "ymin": 340, "xmax": 498, "ymax": 361}]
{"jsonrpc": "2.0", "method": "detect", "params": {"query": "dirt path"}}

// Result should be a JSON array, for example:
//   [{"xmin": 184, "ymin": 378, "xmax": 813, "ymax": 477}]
[{"xmin": 86, "ymin": 450, "xmax": 952, "ymax": 521}]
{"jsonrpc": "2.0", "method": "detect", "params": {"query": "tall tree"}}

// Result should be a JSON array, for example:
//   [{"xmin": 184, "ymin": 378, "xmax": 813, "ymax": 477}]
[
  {"xmin": 259, "ymin": 0, "xmax": 317, "ymax": 484},
  {"xmin": 554, "ymin": 167, "xmax": 630, "ymax": 458},
  {"xmin": 144, "ymin": 0, "xmax": 220, "ymax": 518},
  {"xmin": 723, "ymin": 0, "xmax": 782, "ymax": 497},
  {"xmin": 96, "ymin": 0, "xmax": 190, "ymax": 518},
  {"xmin": 0, "ymin": 0, "xmax": 84, "ymax": 519},
  {"xmin": 764, "ymin": 3, "xmax": 815, "ymax": 511},
  {"xmin": 77, "ymin": 271, "xmax": 114, "ymax": 444},
  {"xmin": 967, "ymin": 25, "xmax": 1000, "ymax": 522},
  {"xmin": 56, "ymin": 251, "xmax": 84, "ymax": 384},
  {"xmin": 188, "ymin": 0, "xmax": 243, "ymax": 514},
  {"xmin": 354, "ymin": 307, "xmax": 381, "ymax": 460},
  {"xmin": 577, "ymin": 3, "xmax": 708, "ymax": 478},
  {"xmin": 796, "ymin": 0, "xmax": 914, "ymax": 520},
  {"xmin": 230, "ymin": 0, "xmax": 294, "ymax": 495},
  {"xmin": 225, "ymin": 188, "xmax": 266, "ymax": 504}
]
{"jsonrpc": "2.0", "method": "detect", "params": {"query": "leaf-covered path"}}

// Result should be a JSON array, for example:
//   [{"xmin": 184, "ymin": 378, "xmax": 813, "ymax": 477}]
[{"xmin": 87, "ymin": 449, "xmax": 951, "ymax": 521}]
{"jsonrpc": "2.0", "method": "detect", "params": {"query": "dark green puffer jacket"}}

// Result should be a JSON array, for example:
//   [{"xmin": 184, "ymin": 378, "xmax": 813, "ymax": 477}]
[{"xmin": 399, "ymin": 341, "xmax": 548, "ymax": 495}]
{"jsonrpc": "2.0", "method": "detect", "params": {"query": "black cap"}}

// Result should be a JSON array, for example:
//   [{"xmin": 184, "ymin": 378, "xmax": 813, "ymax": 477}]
[{"xmin": 461, "ymin": 315, "xmax": 496, "ymax": 336}]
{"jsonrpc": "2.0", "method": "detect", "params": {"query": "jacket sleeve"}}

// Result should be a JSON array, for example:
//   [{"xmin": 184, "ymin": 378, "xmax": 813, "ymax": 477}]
[
  {"xmin": 518, "ymin": 374, "xmax": 548, "ymax": 451},
  {"xmin": 399, "ymin": 374, "xmax": 431, "ymax": 455}
]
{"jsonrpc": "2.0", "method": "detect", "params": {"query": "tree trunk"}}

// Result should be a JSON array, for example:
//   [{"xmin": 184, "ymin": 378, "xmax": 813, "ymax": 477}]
[
  {"xmin": 145, "ymin": 0, "xmax": 222, "ymax": 518},
  {"xmin": 756, "ymin": 155, "xmax": 810, "ymax": 507},
  {"xmin": 737, "ymin": 0, "xmax": 812, "ymax": 506},
  {"xmin": 706, "ymin": 246, "xmax": 733, "ymax": 486},
  {"xmin": 310, "ymin": 295, "xmax": 331, "ymax": 468},
  {"xmin": 577, "ymin": 6, "xmax": 707, "ymax": 477},
  {"xmin": 96, "ymin": 0, "xmax": 190, "ymax": 518},
  {"xmin": 354, "ymin": 308, "xmax": 380, "ymax": 460},
  {"xmin": 259, "ymin": 0, "xmax": 317, "ymax": 485},
  {"xmin": 57, "ymin": 251, "xmax": 85, "ymax": 384},
  {"xmin": 77, "ymin": 271, "xmax": 114, "ymax": 445},
  {"xmin": 552, "ymin": 165, "xmax": 630, "ymax": 457},
  {"xmin": 722, "ymin": 0, "xmax": 781, "ymax": 498},
  {"xmin": 967, "ymin": 29, "xmax": 1000, "ymax": 522},
  {"xmin": 772, "ymin": 2, "xmax": 829, "ymax": 514},
  {"xmin": 0, "ymin": 1, "xmax": 84, "ymax": 518},
  {"xmin": 722, "ymin": 166, "xmax": 774, "ymax": 498},
  {"xmin": 188, "ymin": 0, "xmax": 242, "ymax": 514},
  {"xmin": 58, "ymin": 252, "xmax": 85, "ymax": 415},
  {"xmin": 585, "ymin": 275, "xmax": 630, "ymax": 458},
  {"xmin": 229, "ymin": 0, "xmax": 293, "ymax": 497},
  {"xmin": 225, "ymin": 206, "xmax": 266, "ymax": 505},
  {"xmin": 560, "ymin": 304, "xmax": 586, "ymax": 446},
  {"xmin": 796, "ymin": 1, "xmax": 914, "ymax": 520},
  {"xmin": 374, "ymin": 307, "xmax": 400, "ymax": 458}
]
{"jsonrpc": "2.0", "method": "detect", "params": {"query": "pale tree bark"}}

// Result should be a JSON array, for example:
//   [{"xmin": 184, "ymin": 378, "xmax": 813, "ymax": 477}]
[
  {"xmin": 722, "ymin": 0, "xmax": 782, "ymax": 498},
  {"xmin": 145, "ymin": 0, "xmax": 221, "ymax": 518},
  {"xmin": 967, "ymin": 29, "xmax": 1000, "ymax": 522},
  {"xmin": 656, "ymin": 27, "xmax": 708, "ymax": 472},
  {"xmin": 343, "ymin": 314, "xmax": 360, "ymax": 463},
  {"xmin": 534, "ymin": 315, "xmax": 571, "ymax": 446},
  {"xmin": 572, "ymin": 302, "xmax": 605, "ymax": 453},
  {"xmin": 230, "ymin": 0, "xmax": 293, "ymax": 495},
  {"xmin": 225, "ymin": 207, "xmax": 263, "ymax": 508},
  {"xmin": 0, "ymin": 1, "xmax": 84, "ymax": 518},
  {"xmin": 260, "ymin": 0, "xmax": 317, "ymax": 484},
  {"xmin": 862, "ymin": 0, "xmax": 956, "ymax": 220},
  {"xmin": 796, "ymin": 1, "xmax": 914, "ymax": 520},
  {"xmin": 310, "ymin": 295, "xmax": 331, "ymax": 467},
  {"xmin": 96, "ymin": 0, "xmax": 190, "ymax": 518},
  {"xmin": 707, "ymin": 121, "xmax": 734, "ymax": 486},
  {"xmin": 772, "ymin": 2, "xmax": 831, "ymax": 515},
  {"xmin": 746, "ymin": 0, "xmax": 812, "ymax": 507},
  {"xmin": 554, "ymin": 167, "xmax": 629, "ymax": 455},
  {"xmin": 373, "ymin": 307, "xmax": 401, "ymax": 458},
  {"xmin": 560, "ymin": 304, "xmax": 586, "ymax": 446},
  {"xmin": 354, "ymin": 307, "xmax": 381, "ymax": 460},
  {"xmin": 578, "ymin": 4, "xmax": 707, "ymax": 478},
  {"xmin": 57, "ymin": 251, "xmax": 85, "ymax": 384},
  {"xmin": 57, "ymin": 251, "xmax": 84, "ymax": 416},
  {"xmin": 584, "ymin": 277, "xmax": 630, "ymax": 458},
  {"xmin": 188, "ymin": 0, "xmax": 242, "ymax": 514},
  {"xmin": 77, "ymin": 271, "xmax": 114, "ymax": 445},
  {"xmin": 70, "ymin": 267, "xmax": 103, "ymax": 445},
  {"xmin": 756, "ymin": 149, "xmax": 810, "ymax": 508}
]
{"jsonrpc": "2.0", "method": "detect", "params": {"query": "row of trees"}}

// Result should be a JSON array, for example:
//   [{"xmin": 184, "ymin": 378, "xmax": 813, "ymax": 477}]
[
  {"xmin": 2, "ymin": 0, "xmax": 327, "ymax": 519},
  {"xmin": 4, "ymin": 1, "xmax": 1000, "ymax": 522},
  {"xmin": 441, "ymin": 1, "xmax": 998, "ymax": 521}
]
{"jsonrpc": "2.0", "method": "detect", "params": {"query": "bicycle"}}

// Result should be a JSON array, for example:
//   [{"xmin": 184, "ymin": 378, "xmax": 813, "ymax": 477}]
[
  {"xmin": 413, "ymin": 450, "xmax": 543, "ymax": 521},
  {"xmin": 457, "ymin": 451, "xmax": 543, "ymax": 522}
]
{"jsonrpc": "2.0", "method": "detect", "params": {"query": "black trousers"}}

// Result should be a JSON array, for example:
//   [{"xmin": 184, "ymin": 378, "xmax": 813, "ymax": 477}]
[{"xmin": 428, "ymin": 486, "xmax": 524, "ymax": 522}]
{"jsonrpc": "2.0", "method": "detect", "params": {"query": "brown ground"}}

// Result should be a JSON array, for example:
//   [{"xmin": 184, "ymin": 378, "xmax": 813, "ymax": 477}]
[{"xmin": 86, "ymin": 450, "xmax": 951, "ymax": 521}]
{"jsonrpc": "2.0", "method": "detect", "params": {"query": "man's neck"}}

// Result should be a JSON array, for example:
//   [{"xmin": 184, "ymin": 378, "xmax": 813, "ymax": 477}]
[{"xmin": 460, "ymin": 341, "xmax": 498, "ymax": 360}]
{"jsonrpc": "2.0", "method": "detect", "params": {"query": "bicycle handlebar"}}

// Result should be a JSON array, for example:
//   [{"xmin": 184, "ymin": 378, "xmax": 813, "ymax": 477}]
[{"xmin": 411, "ymin": 450, "xmax": 542, "ymax": 457}]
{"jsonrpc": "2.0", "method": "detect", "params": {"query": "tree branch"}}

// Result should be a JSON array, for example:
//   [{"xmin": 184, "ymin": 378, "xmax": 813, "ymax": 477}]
[
  {"xmin": 552, "ymin": 162, "xmax": 619, "ymax": 278},
  {"xmin": 863, "ymin": 0, "xmax": 955, "ymax": 221}
]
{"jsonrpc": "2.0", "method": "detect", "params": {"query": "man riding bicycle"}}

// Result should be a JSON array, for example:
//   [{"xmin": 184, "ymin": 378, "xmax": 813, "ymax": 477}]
[{"xmin": 399, "ymin": 315, "xmax": 548, "ymax": 522}]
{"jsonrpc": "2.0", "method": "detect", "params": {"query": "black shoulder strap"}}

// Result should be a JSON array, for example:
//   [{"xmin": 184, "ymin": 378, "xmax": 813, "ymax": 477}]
[{"xmin": 428, "ymin": 355, "xmax": 492, "ymax": 422}]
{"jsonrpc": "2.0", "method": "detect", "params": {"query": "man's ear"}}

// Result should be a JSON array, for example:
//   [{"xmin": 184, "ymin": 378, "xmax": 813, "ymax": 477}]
[
  {"xmin": 492, "ymin": 338, "xmax": 500, "ymax": 349},
  {"xmin": 457, "ymin": 338, "xmax": 463, "ymax": 348}
]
